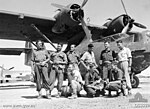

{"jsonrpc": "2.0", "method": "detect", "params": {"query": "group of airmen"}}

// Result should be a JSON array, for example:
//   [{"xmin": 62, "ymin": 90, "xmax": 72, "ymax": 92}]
[{"xmin": 31, "ymin": 39, "xmax": 132, "ymax": 99}]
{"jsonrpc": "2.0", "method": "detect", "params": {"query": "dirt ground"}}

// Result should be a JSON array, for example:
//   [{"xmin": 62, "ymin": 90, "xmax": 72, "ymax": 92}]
[{"xmin": 0, "ymin": 77, "xmax": 150, "ymax": 109}]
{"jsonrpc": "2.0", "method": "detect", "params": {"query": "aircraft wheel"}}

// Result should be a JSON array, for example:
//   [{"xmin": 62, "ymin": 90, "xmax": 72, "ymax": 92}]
[{"xmin": 131, "ymin": 75, "xmax": 139, "ymax": 88}]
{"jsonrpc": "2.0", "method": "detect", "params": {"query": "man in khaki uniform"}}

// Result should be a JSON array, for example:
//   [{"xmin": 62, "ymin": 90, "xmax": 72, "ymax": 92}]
[
  {"xmin": 100, "ymin": 41, "xmax": 117, "ymax": 81},
  {"xmin": 31, "ymin": 40, "xmax": 51, "ymax": 99},
  {"xmin": 50, "ymin": 43, "xmax": 68, "ymax": 98}
]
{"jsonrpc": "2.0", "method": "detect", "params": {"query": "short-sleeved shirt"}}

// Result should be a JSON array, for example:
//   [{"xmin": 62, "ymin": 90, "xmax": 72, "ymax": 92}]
[
  {"xmin": 85, "ymin": 70, "xmax": 100, "ymax": 86},
  {"xmin": 33, "ymin": 49, "xmax": 49, "ymax": 62},
  {"xmin": 81, "ymin": 51, "xmax": 97, "ymax": 66},
  {"xmin": 67, "ymin": 51, "xmax": 80, "ymax": 64},
  {"xmin": 51, "ymin": 51, "xmax": 67, "ymax": 69},
  {"xmin": 117, "ymin": 47, "xmax": 132, "ymax": 62},
  {"xmin": 100, "ymin": 49, "xmax": 116, "ymax": 63}
]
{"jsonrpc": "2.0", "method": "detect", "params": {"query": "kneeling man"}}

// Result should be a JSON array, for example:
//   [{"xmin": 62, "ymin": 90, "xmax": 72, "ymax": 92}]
[
  {"xmin": 105, "ymin": 62, "xmax": 126, "ymax": 96},
  {"xmin": 84, "ymin": 63, "xmax": 104, "ymax": 97},
  {"xmin": 67, "ymin": 64, "xmax": 84, "ymax": 99}
]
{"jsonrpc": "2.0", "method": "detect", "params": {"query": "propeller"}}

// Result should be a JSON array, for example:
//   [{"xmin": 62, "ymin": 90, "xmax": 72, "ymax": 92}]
[
  {"xmin": 121, "ymin": 0, "xmax": 146, "ymax": 29},
  {"xmin": 52, "ymin": 0, "xmax": 91, "ymax": 40}
]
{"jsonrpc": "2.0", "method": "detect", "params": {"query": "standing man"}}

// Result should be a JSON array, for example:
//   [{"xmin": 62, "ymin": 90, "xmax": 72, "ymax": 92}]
[
  {"xmin": 116, "ymin": 40, "xmax": 132, "ymax": 95},
  {"xmin": 99, "ymin": 41, "xmax": 116, "ymax": 81},
  {"xmin": 80, "ymin": 43, "xmax": 98, "ymax": 72},
  {"xmin": 31, "ymin": 40, "xmax": 51, "ymax": 99},
  {"xmin": 50, "ymin": 43, "xmax": 68, "ymax": 98}
]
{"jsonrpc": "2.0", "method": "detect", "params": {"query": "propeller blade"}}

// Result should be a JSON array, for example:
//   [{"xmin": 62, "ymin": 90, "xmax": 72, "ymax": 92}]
[
  {"xmin": 80, "ymin": 18, "xmax": 92, "ymax": 41},
  {"xmin": 133, "ymin": 22, "xmax": 147, "ymax": 29},
  {"xmin": 121, "ymin": 0, "xmax": 128, "ymax": 16},
  {"xmin": 51, "ymin": 3, "xmax": 71, "ymax": 11},
  {"xmin": 81, "ymin": 0, "xmax": 88, "ymax": 8}
]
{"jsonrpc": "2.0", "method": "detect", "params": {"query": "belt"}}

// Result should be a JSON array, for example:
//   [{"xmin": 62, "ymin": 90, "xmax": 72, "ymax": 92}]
[{"xmin": 118, "ymin": 60, "xmax": 128, "ymax": 63}]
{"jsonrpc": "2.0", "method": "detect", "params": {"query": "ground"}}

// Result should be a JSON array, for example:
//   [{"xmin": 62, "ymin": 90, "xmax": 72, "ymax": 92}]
[{"xmin": 0, "ymin": 77, "xmax": 150, "ymax": 109}]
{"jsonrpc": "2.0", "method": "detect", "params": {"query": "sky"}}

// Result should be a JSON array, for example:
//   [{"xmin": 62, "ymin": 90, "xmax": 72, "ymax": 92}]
[{"xmin": 0, "ymin": 0, "xmax": 150, "ymax": 71}]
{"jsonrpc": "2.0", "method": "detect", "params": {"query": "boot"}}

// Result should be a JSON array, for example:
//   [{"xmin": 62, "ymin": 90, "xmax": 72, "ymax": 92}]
[
  {"xmin": 68, "ymin": 94, "xmax": 77, "ymax": 99},
  {"xmin": 37, "ymin": 91, "xmax": 42, "ymax": 99},
  {"xmin": 56, "ymin": 92, "xmax": 61, "ymax": 98}
]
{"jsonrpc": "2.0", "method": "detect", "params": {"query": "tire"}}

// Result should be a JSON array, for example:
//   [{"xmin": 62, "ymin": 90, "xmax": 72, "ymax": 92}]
[{"xmin": 131, "ymin": 75, "xmax": 139, "ymax": 88}]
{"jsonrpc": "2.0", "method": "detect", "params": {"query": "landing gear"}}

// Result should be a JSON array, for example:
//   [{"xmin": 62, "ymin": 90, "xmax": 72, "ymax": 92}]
[{"xmin": 131, "ymin": 74, "xmax": 140, "ymax": 88}]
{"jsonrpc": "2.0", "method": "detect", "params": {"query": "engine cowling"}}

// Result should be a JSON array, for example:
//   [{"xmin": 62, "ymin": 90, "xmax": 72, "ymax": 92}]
[{"xmin": 69, "ymin": 4, "xmax": 84, "ymax": 22}]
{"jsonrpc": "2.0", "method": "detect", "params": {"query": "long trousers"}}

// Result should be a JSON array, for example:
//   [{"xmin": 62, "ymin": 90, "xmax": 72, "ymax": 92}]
[
  {"xmin": 51, "ymin": 66, "xmax": 64, "ymax": 92},
  {"xmin": 102, "ymin": 65, "xmax": 111, "ymax": 80},
  {"xmin": 34, "ymin": 65, "xmax": 51, "ymax": 91},
  {"xmin": 118, "ymin": 61, "xmax": 132, "ymax": 89}
]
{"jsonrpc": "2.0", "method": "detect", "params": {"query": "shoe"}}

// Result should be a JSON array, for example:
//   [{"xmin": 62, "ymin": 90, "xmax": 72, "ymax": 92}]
[
  {"xmin": 56, "ymin": 92, "xmax": 61, "ymax": 98},
  {"xmin": 101, "ymin": 89, "xmax": 106, "ymax": 96},
  {"xmin": 68, "ymin": 95, "xmax": 77, "ymax": 99},
  {"xmin": 117, "ymin": 91, "xmax": 123, "ymax": 97},
  {"xmin": 87, "ymin": 94, "xmax": 94, "ymax": 98},
  {"xmin": 95, "ymin": 90, "xmax": 101, "ymax": 97},
  {"xmin": 46, "ymin": 95, "xmax": 51, "ymax": 99}
]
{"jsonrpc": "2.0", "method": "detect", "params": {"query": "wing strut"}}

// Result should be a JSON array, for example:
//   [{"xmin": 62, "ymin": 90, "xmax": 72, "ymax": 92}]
[{"xmin": 31, "ymin": 24, "xmax": 57, "ymax": 50}]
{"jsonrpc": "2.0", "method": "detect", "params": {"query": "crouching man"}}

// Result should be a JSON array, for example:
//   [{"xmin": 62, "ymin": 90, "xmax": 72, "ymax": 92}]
[
  {"xmin": 67, "ymin": 64, "xmax": 84, "ymax": 99},
  {"xmin": 105, "ymin": 62, "xmax": 126, "ymax": 96},
  {"xmin": 84, "ymin": 63, "xmax": 104, "ymax": 97}
]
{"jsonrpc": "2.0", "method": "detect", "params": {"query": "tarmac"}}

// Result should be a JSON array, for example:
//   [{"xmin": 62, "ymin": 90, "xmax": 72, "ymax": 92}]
[{"xmin": 0, "ymin": 76, "xmax": 150, "ymax": 109}]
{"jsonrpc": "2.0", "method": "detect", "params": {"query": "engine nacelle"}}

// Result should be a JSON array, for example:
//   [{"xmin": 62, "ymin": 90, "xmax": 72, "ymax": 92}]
[{"xmin": 52, "ymin": 4, "xmax": 84, "ymax": 34}]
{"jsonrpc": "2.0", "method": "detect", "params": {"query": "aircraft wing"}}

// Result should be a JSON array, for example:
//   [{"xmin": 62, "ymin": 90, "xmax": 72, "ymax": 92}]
[
  {"xmin": 0, "ymin": 10, "xmax": 111, "ymax": 44},
  {"xmin": 0, "ymin": 10, "xmax": 85, "ymax": 43},
  {"xmin": 0, "ymin": 48, "xmax": 31, "ymax": 55},
  {"xmin": 0, "ymin": 10, "xmax": 57, "ymax": 42}
]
